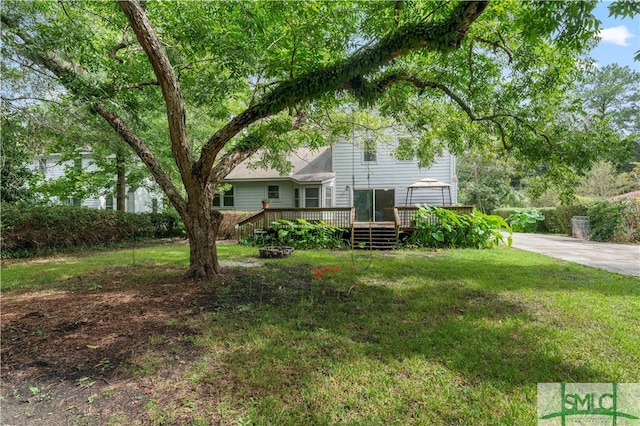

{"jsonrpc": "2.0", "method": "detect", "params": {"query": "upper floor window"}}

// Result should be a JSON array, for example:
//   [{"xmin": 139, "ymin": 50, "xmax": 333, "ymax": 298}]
[
  {"xmin": 38, "ymin": 158, "xmax": 47, "ymax": 173},
  {"xmin": 364, "ymin": 139, "xmax": 377, "ymax": 162},
  {"xmin": 213, "ymin": 186, "xmax": 234, "ymax": 207}
]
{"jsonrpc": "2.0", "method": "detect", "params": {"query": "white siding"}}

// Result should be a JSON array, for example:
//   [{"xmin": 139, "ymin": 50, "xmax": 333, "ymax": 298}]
[
  {"xmin": 32, "ymin": 153, "xmax": 162, "ymax": 213},
  {"xmin": 333, "ymin": 142, "xmax": 457, "ymax": 207},
  {"xmin": 219, "ymin": 179, "xmax": 336, "ymax": 211}
]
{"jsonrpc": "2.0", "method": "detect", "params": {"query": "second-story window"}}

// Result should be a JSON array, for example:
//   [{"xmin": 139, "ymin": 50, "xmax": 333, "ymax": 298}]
[{"xmin": 364, "ymin": 139, "xmax": 377, "ymax": 162}]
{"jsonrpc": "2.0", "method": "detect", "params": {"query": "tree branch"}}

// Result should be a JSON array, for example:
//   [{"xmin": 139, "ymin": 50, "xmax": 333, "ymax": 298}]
[
  {"xmin": 108, "ymin": 39, "xmax": 136, "ymax": 63},
  {"xmin": 118, "ymin": 0, "xmax": 196, "ymax": 195},
  {"xmin": 94, "ymin": 102, "xmax": 187, "ymax": 213},
  {"xmin": 370, "ymin": 73, "xmax": 554, "ymax": 150},
  {"xmin": 121, "ymin": 81, "xmax": 160, "ymax": 90},
  {"xmin": 1, "ymin": 96, "xmax": 65, "ymax": 106},
  {"xmin": 476, "ymin": 36, "xmax": 513, "ymax": 63},
  {"xmin": 2, "ymin": 9, "xmax": 186, "ymax": 214},
  {"xmin": 195, "ymin": 0, "xmax": 489, "ymax": 180}
]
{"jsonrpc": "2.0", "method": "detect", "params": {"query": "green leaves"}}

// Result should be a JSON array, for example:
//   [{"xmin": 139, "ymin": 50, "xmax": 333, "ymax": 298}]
[
  {"xmin": 410, "ymin": 205, "xmax": 510, "ymax": 249},
  {"xmin": 505, "ymin": 209, "xmax": 545, "ymax": 233},
  {"xmin": 245, "ymin": 219, "xmax": 346, "ymax": 249}
]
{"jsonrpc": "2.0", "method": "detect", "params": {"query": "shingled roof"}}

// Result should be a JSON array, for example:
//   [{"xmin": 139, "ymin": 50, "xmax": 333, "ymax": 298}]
[{"xmin": 224, "ymin": 146, "xmax": 334, "ymax": 183}]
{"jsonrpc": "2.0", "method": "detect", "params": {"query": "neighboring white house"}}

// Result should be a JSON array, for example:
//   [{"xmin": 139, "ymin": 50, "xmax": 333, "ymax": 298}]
[
  {"xmin": 32, "ymin": 153, "xmax": 162, "ymax": 213},
  {"xmin": 217, "ymin": 140, "xmax": 458, "ymax": 222}
]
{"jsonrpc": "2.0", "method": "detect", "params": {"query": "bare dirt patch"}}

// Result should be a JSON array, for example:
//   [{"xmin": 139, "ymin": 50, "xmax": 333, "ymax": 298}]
[{"xmin": 1, "ymin": 264, "xmax": 223, "ymax": 425}]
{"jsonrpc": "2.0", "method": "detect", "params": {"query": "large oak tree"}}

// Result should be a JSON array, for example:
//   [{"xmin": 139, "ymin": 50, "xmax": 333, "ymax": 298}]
[{"xmin": 1, "ymin": 0, "xmax": 626, "ymax": 278}]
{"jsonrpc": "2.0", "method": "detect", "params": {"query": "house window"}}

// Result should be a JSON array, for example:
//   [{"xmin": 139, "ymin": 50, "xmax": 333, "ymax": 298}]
[
  {"xmin": 364, "ymin": 139, "xmax": 377, "ymax": 162},
  {"xmin": 294, "ymin": 188, "xmax": 300, "ymax": 208},
  {"xmin": 38, "ymin": 158, "xmax": 47, "ymax": 173},
  {"xmin": 305, "ymin": 187, "xmax": 319, "ymax": 207},
  {"xmin": 127, "ymin": 188, "xmax": 136, "ymax": 212},
  {"xmin": 267, "ymin": 185, "xmax": 280, "ymax": 200},
  {"xmin": 324, "ymin": 186, "xmax": 333, "ymax": 207},
  {"xmin": 213, "ymin": 186, "xmax": 234, "ymax": 207},
  {"xmin": 64, "ymin": 197, "xmax": 81, "ymax": 207},
  {"xmin": 74, "ymin": 158, "xmax": 83, "ymax": 170},
  {"xmin": 152, "ymin": 198, "xmax": 159, "ymax": 213},
  {"xmin": 106, "ymin": 194, "xmax": 114, "ymax": 209}
]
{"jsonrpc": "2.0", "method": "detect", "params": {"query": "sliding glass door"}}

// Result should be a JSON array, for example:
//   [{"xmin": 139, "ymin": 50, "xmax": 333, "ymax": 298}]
[{"xmin": 354, "ymin": 189, "xmax": 395, "ymax": 222}]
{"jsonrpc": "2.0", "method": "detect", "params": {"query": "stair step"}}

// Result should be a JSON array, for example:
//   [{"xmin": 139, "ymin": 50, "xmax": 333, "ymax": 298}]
[{"xmin": 352, "ymin": 226, "xmax": 398, "ymax": 250}]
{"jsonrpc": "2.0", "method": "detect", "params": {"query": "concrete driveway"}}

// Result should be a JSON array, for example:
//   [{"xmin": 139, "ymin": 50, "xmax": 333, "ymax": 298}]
[{"xmin": 509, "ymin": 233, "xmax": 640, "ymax": 277}]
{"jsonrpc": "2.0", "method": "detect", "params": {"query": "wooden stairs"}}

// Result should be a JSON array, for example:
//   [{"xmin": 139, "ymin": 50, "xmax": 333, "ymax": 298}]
[{"xmin": 351, "ymin": 222, "xmax": 397, "ymax": 250}]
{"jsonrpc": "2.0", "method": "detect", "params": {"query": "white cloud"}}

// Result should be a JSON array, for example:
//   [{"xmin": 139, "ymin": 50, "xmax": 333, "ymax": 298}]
[{"xmin": 598, "ymin": 26, "xmax": 635, "ymax": 46}]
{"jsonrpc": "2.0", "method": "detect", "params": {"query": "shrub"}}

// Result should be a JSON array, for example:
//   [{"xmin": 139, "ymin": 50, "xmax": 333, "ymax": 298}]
[
  {"xmin": 1, "ymin": 204, "xmax": 184, "ymax": 257},
  {"xmin": 587, "ymin": 200, "xmax": 624, "ymax": 242},
  {"xmin": 242, "ymin": 218, "xmax": 347, "ymax": 249},
  {"xmin": 551, "ymin": 204, "xmax": 588, "ymax": 235},
  {"xmin": 587, "ymin": 199, "xmax": 640, "ymax": 242},
  {"xmin": 536, "ymin": 207, "xmax": 562, "ymax": 234},
  {"xmin": 614, "ymin": 199, "xmax": 640, "ymax": 243},
  {"xmin": 409, "ymin": 205, "xmax": 510, "ymax": 249},
  {"xmin": 505, "ymin": 208, "xmax": 545, "ymax": 232},
  {"xmin": 496, "ymin": 205, "xmax": 588, "ymax": 235}
]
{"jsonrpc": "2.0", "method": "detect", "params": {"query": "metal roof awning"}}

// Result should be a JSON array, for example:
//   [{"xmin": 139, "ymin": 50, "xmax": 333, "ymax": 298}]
[{"xmin": 405, "ymin": 178, "xmax": 452, "ymax": 206}]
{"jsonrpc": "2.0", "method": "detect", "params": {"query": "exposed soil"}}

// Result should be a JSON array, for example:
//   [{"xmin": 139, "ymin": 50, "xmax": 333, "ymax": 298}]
[{"xmin": 0, "ymin": 244, "xmax": 262, "ymax": 426}]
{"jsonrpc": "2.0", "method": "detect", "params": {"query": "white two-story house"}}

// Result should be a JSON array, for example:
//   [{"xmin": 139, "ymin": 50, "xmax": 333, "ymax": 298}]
[{"xmin": 217, "ymin": 140, "xmax": 458, "ymax": 223}]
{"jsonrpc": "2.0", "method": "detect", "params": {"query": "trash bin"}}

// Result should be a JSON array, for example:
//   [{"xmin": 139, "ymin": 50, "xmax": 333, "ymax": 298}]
[{"xmin": 571, "ymin": 216, "xmax": 589, "ymax": 239}]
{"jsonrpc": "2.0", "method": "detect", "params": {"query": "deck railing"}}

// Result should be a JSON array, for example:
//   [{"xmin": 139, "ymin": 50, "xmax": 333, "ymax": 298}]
[
  {"xmin": 235, "ymin": 205, "xmax": 475, "ymax": 241},
  {"xmin": 394, "ymin": 206, "xmax": 474, "ymax": 229},
  {"xmin": 236, "ymin": 207, "xmax": 354, "ymax": 240}
]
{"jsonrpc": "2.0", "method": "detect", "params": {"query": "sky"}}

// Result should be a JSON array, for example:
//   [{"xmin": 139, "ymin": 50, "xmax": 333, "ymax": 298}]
[{"xmin": 590, "ymin": 1, "xmax": 640, "ymax": 70}]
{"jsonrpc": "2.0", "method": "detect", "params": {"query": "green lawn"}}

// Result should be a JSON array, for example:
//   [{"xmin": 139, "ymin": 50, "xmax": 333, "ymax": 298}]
[{"xmin": 2, "ymin": 243, "xmax": 639, "ymax": 425}]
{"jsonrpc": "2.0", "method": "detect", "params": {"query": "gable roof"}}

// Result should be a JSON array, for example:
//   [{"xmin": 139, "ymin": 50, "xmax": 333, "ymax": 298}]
[{"xmin": 224, "ymin": 146, "xmax": 334, "ymax": 183}]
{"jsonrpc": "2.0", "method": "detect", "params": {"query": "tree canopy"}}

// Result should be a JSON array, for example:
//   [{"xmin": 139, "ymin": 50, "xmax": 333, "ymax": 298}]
[{"xmin": 2, "ymin": 0, "xmax": 634, "ymax": 277}]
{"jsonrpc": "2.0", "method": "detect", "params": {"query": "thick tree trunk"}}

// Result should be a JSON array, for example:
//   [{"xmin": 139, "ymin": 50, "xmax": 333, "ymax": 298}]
[{"xmin": 182, "ymin": 190, "xmax": 223, "ymax": 279}]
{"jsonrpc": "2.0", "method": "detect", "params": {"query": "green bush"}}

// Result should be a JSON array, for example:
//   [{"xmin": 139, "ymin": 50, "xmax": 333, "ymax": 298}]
[
  {"xmin": 535, "ymin": 207, "xmax": 561, "ymax": 233},
  {"xmin": 587, "ymin": 199, "xmax": 634, "ymax": 242},
  {"xmin": 496, "ymin": 205, "xmax": 588, "ymax": 235},
  {"xmin": 553, "ymin": 204, "xmax": 588, "ymax": 235},
  {"xmin": 493, "ymin": 208, "xmax": 518, "ymax": 221},
  {"xmin": 1, "ymin": 204, "xmax": 184, "ymax": 257},
  {"xmin": 241, "ymin": 218, "xmax": 347, "ymax": 249},
  {"xmin": 409, "ymin": 205, "xmax": 510, "ymax": 249},
  {"xmin": 505, "ymin": 208, "xmax": 545, "ymax": 232},
  {"xmin": 614, "ymin": 199, "xmax": 640, "ymax": 243}
]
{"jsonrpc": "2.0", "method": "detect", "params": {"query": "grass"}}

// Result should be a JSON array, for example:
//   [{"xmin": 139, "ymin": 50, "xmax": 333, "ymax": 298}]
[
  {"xmin": 0, "ymin": 243, "xmax": 192, "ymax": 291},
  {"xmin": 3, "ymin": 243, "xmax": 640, "ymax": 424}
]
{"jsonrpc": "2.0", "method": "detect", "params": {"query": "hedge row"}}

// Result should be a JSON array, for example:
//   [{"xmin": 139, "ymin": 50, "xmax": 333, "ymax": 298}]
[
  {"xmin": 588, "ymin": 199, "xmax": 640, "ymax": 243},
  {"xmin": 494, "ymin": 205, "xmax": 588, "ymax": 235},
  {"xmin": 494, "ymin": 200, "xmax": 639, "ymax": 243},
  {"xmin": 1, "ymin": 204, "xmax": 184, "ymax": 257}
]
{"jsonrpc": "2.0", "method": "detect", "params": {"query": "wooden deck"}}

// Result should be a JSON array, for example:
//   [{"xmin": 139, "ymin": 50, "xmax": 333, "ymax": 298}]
[{"xmin": 236, "ymin": 206, "xmax": 474, "ymax": 247}]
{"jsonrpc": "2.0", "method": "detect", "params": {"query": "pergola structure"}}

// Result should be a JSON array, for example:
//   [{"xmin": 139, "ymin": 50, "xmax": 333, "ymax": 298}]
[{"xmin": 404, "ymin": 178, "xmax": 452, "ymax": 206}]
